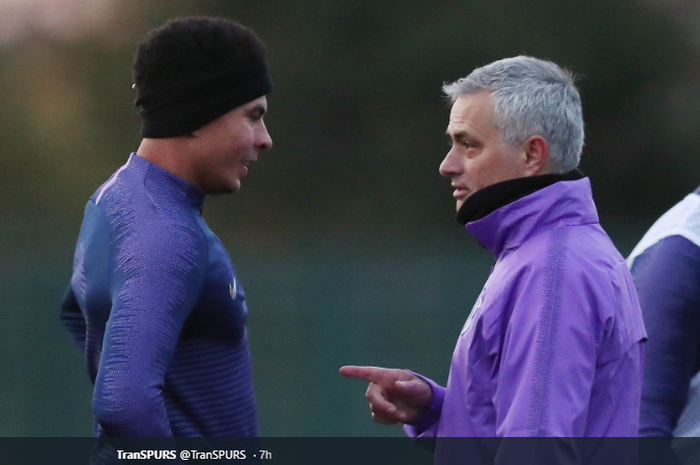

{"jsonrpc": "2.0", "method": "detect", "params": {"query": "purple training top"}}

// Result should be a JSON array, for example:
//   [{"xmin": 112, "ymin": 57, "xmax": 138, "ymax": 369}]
[
  {"xmin": 406, "ymin": 178, "xmax": 646, "ymax": 437},
  {"xmin": 62, "ymin": 154, "xmax": 257, "ymax": 437}
]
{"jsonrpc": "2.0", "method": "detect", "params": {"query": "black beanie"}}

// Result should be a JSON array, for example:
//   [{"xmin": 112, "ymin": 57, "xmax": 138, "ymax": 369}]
[{"xmin": 134, "ymin": 55, "xmax": 272, "ymax": 138}]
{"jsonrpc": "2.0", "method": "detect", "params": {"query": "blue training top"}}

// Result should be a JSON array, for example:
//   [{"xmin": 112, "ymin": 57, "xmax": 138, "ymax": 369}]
[
  {"xmin": 628, "ymin": 185, "xmax": 700, "ymax": 437},
  {"xmin": 61, "ymin": 153, "xmax": 257, "ymax": 437}
]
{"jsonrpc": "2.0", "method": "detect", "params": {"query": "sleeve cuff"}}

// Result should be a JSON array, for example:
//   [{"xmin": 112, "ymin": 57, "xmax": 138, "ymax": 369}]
[{"xmin": 403, "ymin": 370, "xmax": 445, "ymax": 437}]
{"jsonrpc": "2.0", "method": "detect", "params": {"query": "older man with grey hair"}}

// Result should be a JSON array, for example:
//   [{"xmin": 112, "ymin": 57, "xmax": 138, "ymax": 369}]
[{"xmin": 341, "ymin": 56, "xmax": 646, "ymax": 438}]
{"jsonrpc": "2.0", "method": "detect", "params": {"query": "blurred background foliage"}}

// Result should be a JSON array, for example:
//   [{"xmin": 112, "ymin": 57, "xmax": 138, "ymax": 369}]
[{"xmin": 2, "ymin": 0, "xmax": 700, "ymax": 436}]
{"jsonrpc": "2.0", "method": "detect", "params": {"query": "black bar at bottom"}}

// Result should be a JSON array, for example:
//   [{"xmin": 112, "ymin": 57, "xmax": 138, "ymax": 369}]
[{"xmin": 1, "ymin": 437, "xmax": 699, "ymax": 465}]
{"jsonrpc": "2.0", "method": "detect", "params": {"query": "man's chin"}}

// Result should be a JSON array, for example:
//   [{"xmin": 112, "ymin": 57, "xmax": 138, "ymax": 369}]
[
  {"xmin": 455, "ymin": 192, "xmax": 473, "ymax": 211},
  {"xmin": 205, "ymin": 182, "xmax": 240, "ymax": 196}
]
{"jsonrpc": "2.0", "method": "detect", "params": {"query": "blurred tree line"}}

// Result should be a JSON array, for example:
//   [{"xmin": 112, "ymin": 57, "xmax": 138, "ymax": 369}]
[
  {"xmin": 1, "ymin": 0, "xmax": 699, "ymax": 255},
  {"xmin": 2, "ymin": 0, "xmax": 700, "ymax": 436}
]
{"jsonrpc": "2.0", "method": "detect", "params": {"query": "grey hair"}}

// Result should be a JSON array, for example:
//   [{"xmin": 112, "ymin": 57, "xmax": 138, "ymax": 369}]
[{"xmin": 443, "ymin": 56, "xmax": 584, "ymax": 173}]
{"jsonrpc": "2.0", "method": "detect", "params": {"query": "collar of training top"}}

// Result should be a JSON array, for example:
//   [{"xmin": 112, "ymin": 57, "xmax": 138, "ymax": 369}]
[{"xmin": 456, "ymin": 169, "xmax": 585, "ymax": 225}]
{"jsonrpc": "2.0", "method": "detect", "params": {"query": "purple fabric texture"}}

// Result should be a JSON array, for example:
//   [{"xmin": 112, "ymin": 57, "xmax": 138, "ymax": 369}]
[
  {"xmin": 62, "ymin": 154, "xmax": 257, "ymax": 437},
  {"xmin": 405, "ymin": 178, "xmax": 646, "ymax": 437}
]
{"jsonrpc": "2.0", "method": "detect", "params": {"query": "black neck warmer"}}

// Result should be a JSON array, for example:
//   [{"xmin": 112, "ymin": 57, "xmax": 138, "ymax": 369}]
[
  {"xmin": 456, "ymin": 169, "xmax": 585, "ymax": 225},
  {"xmin": 134, "ymin": 55, "xmax": 273, "ymax": 138}
]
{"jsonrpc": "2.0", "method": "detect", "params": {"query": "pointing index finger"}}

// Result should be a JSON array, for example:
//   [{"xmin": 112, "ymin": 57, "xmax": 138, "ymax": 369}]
[{"xmin": 339, "ymin": 365, "xmax": 389, "ymax": 384}]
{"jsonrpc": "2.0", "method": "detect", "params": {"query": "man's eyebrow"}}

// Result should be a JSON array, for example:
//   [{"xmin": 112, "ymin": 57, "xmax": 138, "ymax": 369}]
[{"xmin": 446, "ymin": 129, "xmax": 469, "ymax": 140}]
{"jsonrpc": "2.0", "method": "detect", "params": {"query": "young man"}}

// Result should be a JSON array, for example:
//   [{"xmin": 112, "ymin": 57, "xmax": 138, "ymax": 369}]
[
  {"xmin": 61, "ymin": 16, "xmax": 273, "ymax": 437},
  {"xmin": 341, "ymin": 56, "xmax": 646, "ymax": 438}
]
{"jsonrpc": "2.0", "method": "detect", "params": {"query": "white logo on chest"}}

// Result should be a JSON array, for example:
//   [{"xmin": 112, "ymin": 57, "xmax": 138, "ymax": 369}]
[
  {"xmin": 229, "ymin": 279, "xmax": 237, "ymax": 300},
  {"xmin": 461, "ymin": 295, "xmax": 484, "ymax": 335}
]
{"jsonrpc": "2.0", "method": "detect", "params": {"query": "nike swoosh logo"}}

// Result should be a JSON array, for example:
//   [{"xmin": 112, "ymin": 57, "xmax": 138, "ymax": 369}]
[
  {"xmin": 461, "ymin": 296, "xmax": 484, "ymax": 335},
  {"xmin": 229, "ymin": 280, "xmax": 237, "ymax": 300}
]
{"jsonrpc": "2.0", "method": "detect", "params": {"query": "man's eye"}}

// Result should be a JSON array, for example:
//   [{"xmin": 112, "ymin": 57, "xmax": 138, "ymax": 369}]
[{"xmin": 248, "ymin": 110, "xmax": 265, "ymax": 121}]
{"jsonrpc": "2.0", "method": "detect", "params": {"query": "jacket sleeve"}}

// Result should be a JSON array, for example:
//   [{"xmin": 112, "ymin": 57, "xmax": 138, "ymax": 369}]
[
  {"xmin": 92, "ymin": 222, "xmax": 207, "ymax": 437},
  {"xmin": 403, "ymin": 372, "xmax": 446, "ymax": 438},
  {"xmin": 493, "ymin": 234, "xmax": 605, "ymax": 437},
  {"xmin": 631, "ymin": 235, "xmax": 700, "ymax": 437},
  {"xmin": 60, "ymin": 284, "xmax": 86, "ymax": 353}
]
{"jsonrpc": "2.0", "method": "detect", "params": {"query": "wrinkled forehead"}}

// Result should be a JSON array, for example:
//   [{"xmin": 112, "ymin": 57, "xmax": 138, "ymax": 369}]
[{"xmin": 446, "ymin": 91, "xmax": 496, "ymax": 132}]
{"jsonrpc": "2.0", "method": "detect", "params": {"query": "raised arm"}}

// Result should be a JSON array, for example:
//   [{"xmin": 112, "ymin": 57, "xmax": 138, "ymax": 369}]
[{"xmin": 339, "ymin": 365, "xmax": 435, "ymax": 426}]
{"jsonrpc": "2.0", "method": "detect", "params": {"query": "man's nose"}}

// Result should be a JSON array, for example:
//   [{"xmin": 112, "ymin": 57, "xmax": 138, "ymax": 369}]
[
  {"xmin": 256, "ymin": 122, "xmax": 273, "ymax": 151},
  {"xmin": 439, "ymin": 149, "xmax": 461, "ymax": 177}
]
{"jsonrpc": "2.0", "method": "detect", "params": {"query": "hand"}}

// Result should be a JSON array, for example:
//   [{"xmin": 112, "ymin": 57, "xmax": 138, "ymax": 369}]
[{"xmin": 339, "ymin": 365, "xmax": 432, "ymax": 425}]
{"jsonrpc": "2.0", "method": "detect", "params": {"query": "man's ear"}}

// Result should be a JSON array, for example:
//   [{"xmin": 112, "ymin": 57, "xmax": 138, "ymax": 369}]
[{"xmin": 523, "ymin": 135, "xmax": 550, "ymax": 176}]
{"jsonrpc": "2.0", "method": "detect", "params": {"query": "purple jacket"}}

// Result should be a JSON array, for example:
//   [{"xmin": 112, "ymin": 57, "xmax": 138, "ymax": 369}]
[{"xmin": 406, "ymin": 178, "xmax": 646, "ymax": 437}]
